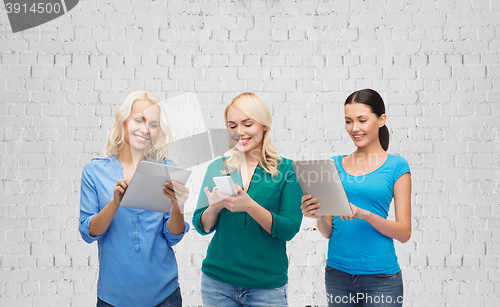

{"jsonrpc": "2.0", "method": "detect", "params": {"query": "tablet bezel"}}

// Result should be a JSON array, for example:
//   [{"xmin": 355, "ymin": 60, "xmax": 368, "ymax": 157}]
[
  {"xmin": 292, "ymin": 159, "xmax": 353, "ymax": 216},
  {"xmin": 120, "ymin": 161, "xmax": 192, "ymax": 213}
]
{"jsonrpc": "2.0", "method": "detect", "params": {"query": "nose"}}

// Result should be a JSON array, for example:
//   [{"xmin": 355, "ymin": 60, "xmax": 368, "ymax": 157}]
[
  {"xmin": 237, "ymin": 125, "xmax": 245, "ymax": 137},
  {"xmin": 351, "ymin": 121, "xmax": 360, "ymax": 132},
  {"xmin": 140, "ymin": 121, "xmax": 150, "ymax": 134}
]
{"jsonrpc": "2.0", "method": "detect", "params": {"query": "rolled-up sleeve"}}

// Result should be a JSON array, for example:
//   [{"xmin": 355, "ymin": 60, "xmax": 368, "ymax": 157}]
[
  {"xmin": 163, "ymin": 212, "xmax": 190, "ymax": 247},
  {"xmin": 79, "ymin": 163, "xmax": 105, "ymax": 243},
  {"xmin": 265, "ymin": 167, "xmax": 304, "ymax": 241}
]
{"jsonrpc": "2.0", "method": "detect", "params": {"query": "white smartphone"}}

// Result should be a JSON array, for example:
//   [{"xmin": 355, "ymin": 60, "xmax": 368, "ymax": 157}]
[{"xmin": 213, "ymin": 176, "xmax": 238, "ymax": 196}]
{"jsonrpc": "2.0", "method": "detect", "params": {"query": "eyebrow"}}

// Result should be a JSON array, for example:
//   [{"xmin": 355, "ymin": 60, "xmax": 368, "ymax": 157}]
[
  {"xmin": 134, "ymin": 114, "xmax": 159, "ymax": 123},
  {"xmin": 345, "ymin": 115, "xmax": 368, "ymax": 119},
  {"xmin": 228, "ymin": 118, "xmax": 252, "ymax": 124}
]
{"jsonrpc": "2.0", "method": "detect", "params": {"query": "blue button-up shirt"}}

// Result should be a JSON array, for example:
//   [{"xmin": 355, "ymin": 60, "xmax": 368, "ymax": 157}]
[{"xmin": 79, "ymin": 156, "xmax": 189, "ymax": 307}]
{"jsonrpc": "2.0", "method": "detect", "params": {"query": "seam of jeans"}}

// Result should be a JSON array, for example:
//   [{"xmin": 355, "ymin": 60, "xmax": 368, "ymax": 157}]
[{"xmin": 374, "ymin": 271, "xmax": 400, "ymax": 278}]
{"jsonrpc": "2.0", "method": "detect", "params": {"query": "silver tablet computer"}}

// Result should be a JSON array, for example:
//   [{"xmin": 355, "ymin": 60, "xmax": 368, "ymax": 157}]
[
  {"xmin": 120, "ymin": 161, "xmax": 192, "ymax": 213},
  {"xmin": 292, "ymin": 159, "xmax": 352, "ymax": 216}
]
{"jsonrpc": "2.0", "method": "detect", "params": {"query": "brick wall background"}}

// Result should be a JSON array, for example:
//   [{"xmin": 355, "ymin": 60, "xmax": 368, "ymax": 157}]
[{"xmin": 1, "ymin": 0, "xmax": 499, "ymax": 306}]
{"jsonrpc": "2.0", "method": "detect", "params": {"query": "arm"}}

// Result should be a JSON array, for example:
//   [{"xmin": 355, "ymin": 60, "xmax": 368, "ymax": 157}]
[
  {"xmin": 342, "ymin": 173, "xmax": 412, "ymax": 243},
  {"xmin": 301, "ymin": 194, "xmax": 333, "ymax": 239},
  {"xmin": 88, "ymin": 179, "xmax": 130, "ymax": 237},
  {"xmin": 220, "ymin": 185, "xmax": 292, "ymax": 238},
  {"xmin": 163, "ymin": 207, "xmax": 190, "ymax": 247},
  {"xmin": 221, "ymin": 168, "xmax": 303, "ymax": 241},
  {"xmin": 193, "ymin": 162, "xmax": 223, "ymax": 235},
  {"xmin": 200, "ymin": 193, "xmax": 224, "ymax": 233},
  {"xmin": 167, "ymin": 205, "xmax": 186, "ymax": 235},
  {"xmin": 79, "ymin": 163, "xmax": 103, "ymax": 243},
  {"xmin": 246, "ymin": 197, "xmax": 273, "ymax": 234},
  {"xmin": 88, "ymin": 198, "xmax": 120, "ymax": 237},
  {"xmin": 164, "ymin": 181, "xmax": 189, "ymax": 235},
  {"xmin": 266, "ymin": 170, "xmax": 304, "ymax": 241},
  {"xmin": 317, "ymin": 215, "xmax": 333, "ymax": 239},
  {"xmin": 79, "ymin": 163, "xmax": 122, "ymax": 242},
  {"xmin": 217, "ymin": 185, "xmax": 273, "ymax": 234}
]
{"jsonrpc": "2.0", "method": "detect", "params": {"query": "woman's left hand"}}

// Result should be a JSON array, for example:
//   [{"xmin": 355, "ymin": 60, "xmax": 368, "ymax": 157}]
[
  {"xmin": 163, "ymin": 180, "xmax": 190, "ymax": 207},
  {"xmin": 340, "ymin": 203, "xmax": 372, "ymax": 221},
  {"xmin": 218, "ymin": 184, "xmax": 255, "ymax": 213}
]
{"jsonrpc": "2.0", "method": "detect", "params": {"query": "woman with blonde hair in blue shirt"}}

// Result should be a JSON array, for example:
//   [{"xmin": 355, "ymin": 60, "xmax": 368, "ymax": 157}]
[{"xmin": 79, "ymin": 91, "xmax": 189, "ymax": 307}]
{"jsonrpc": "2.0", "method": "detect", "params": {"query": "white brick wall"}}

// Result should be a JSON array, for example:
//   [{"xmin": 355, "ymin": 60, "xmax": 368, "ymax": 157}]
[{"xmin": 1, "ymin": 0, "xmax": 499, "ymax": 306}]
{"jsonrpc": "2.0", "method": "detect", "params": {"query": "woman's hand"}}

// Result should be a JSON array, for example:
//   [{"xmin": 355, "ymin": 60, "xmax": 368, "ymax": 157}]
[
  {"xmin": 163, "ymin": 180, "xmax": 190, "ymax": 207},
  {"xmin": 218, "ymin": 184, "xmax": 255, "ymax": 213},
  {"xmin": 200, "ymin": 185, "xmax": 228, "ymax": 233},
  {"xmin": 339, "ymin": 203, "xmax": 372, "ymax": 221},
  {"xmin": 301, "ymin": 194, "xmax": 322, "ymax": 219},
  {"xmin": 112, "ymin": 179, "xmax": 131, "ymax": 206},
  {"xmin": 301, "ymin": 194, "xmax": 333, "ymax": 239},
  {"xmin": 204, "ymin": 186, "xmax": 225, "ymax": 212},
  {"xmin": 90, "ymin": 179, "xmax": 129, "ymax": 237}
]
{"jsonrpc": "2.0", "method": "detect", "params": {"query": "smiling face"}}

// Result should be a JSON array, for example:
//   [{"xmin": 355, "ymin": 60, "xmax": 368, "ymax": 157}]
[
  {"xmin": 344, "ymin": 102, "xmax": 386, "ymax": 149},
  {"xmin": 226, "ymin": 106, "xmax": 267, "ymax": 156},
  {"xmin": 123, "ymin": 99, "xmax": 160, "ymax": 154}
]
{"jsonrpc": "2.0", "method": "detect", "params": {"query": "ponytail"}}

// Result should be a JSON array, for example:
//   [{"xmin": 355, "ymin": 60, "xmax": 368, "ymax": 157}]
[{"xmin": 379, "ymin": 125, "xmax": 389, "ymax": 151}]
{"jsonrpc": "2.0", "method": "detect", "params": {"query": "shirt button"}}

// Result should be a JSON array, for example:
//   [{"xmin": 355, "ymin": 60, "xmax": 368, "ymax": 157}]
[
  {"xmin": 134, "ymin": 236, "xmax": 137, "ymax": 238},
  {"xmin": 133, "ymin": 213, "xmax": 136, "ymax": 215},
  {"xmin": 134, "ymin": 225, "xmax": 136, "ymax": 227}
]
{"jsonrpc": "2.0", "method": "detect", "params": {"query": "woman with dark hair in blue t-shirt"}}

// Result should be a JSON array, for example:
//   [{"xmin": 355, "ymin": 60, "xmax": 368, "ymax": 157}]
[{"xmin": 301, "ymin": 89, "xmax": 412, "ymax": 307}]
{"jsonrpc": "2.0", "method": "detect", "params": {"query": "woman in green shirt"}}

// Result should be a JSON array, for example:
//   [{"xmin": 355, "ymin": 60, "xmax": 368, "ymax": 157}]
[{"xmin": 192, "ymin": 92, "xmax": 303, "ymax": 306}]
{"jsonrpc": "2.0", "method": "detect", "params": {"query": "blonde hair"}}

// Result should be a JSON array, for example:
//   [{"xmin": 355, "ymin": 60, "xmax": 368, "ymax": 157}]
[
  {"xmin": 222, "ymin": 92, "xmax": 281, "ymax": 177},
  {"xmin": 102, "ymin": 91, "xmax": 173, "ymax": 162}
]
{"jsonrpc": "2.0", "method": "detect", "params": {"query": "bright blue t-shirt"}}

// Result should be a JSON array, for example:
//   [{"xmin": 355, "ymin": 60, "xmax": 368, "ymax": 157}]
[
  {"xmin": 79, "ymin": 156, "xmax": 189, "ymax": 307},
  {"xmin": 326, "ymin": 154, "xmax": 410, "ymax": 275}
]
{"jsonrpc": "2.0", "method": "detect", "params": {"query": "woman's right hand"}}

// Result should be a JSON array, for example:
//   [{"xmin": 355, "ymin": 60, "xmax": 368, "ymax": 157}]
[
  {"xmin": 204, "ymin": 186, "xmax": 224, "ymax": 212},
  {"xmin": 301, "ymin": 194, "xmax": 322, "ymax": 218},
  {"xmin": 200, "ymin": 186, "xmax": 225, "ymax": 233},
  {"xmin": 112, "ymin": 179, "xmax": 131, "ymax": 206}
]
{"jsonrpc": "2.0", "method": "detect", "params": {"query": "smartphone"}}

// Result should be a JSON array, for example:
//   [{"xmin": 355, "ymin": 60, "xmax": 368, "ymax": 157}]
[{"xmin": 213, "ymin": 176, "xmax": 238, "ymax": 196}]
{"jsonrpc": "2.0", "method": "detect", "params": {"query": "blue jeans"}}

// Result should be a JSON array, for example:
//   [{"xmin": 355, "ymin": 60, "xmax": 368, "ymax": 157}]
[
  {"xmin": 96, "ymin": 287, "xmax": 182, "ymax": 307},
  {"xmin": 325, "ymin": 266, "xmax": 403, "ymax": 307},
  {"xmin": 201, "ymin": 273, "xmax": 288, "ymax": 307}
]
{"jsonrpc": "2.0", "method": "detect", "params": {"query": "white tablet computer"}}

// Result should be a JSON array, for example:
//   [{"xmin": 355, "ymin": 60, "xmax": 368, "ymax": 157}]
[
  {"xmin": 292, "ymin": 159, "xmax": 352, "ymax": 216},
  {"xmin": 120, "ymin": 161, "xmax": 192, "ymax": 213}
]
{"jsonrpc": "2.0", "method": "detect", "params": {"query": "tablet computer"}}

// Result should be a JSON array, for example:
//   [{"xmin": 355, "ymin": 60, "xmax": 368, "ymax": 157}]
[
  {"xmin": 292, "ymin": 159, "xmax": 352, "ymax": 216},
  {"xmin": 120, "ymin": 161, "xmax": 192, "ymax": 213}
]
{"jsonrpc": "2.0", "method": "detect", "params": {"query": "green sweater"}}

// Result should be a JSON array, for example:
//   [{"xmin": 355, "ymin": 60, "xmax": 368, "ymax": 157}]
[{"xmin": 192, "ymin": 157, "xmax": 304, "ymax": 289}]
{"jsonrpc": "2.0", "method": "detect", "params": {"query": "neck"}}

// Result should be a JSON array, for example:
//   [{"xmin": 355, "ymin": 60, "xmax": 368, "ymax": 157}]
[
  {"xmin": 354, "ymin": 141, "xmax": 386, "ymax": 157},
  {"xmin": 243, "ymin": 148, "xmax": 262, "ymax": 167},
  {"xmin": 117, "ymin": 144, "xmax": 146, "ymax": 167}
]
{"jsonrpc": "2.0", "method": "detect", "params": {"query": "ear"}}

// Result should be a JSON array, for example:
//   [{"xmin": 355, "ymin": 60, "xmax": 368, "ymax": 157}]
[
  {"xmin": 379, "ymin": 114, "xmax": 387, "ymax": 128},
  {"xmin": 263, "ymin": 126, "xmax": 268, "ymax": 132}
]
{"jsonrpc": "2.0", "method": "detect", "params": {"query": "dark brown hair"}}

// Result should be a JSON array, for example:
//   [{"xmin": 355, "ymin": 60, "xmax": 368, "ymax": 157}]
[{"xmin": 345, "ymin": 89, "xmax": 389, "ymax": 151}]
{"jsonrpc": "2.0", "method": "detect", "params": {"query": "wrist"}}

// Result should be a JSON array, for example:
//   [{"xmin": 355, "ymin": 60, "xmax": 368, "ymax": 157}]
[
  {"xmin": 170, "ymin": 204, "xmax": 183, "ymax": 215},
  {"xmin": 363, "ymin": 210, "xmax": 373, "ymax": 221},
  {"xmin": 110, "ymin": 198, "xmax": 119, "ymax": 208},
  {"xmin": 245, "ymin": 199, "xmax": 259, "ymax": 214},
  {"xmin": 208, "ymin": 203, "xmax": 223, "ymax": 214}
]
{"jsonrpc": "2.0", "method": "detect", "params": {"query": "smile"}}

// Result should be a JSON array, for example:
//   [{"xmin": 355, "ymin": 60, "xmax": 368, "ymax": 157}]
[
  {"xmin": 237, "ymin": 138, "xmax": 251, "ymax": 145},
  {"xmin": 353, "ymin": 134, "xmax": 365, "ymax": 140},
  {"xmin": 134, "ymin": 134, "xmax": 149, "ymax": 142}
]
